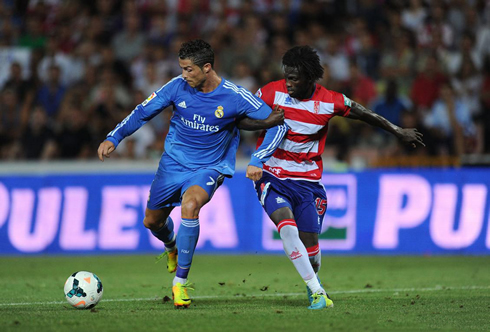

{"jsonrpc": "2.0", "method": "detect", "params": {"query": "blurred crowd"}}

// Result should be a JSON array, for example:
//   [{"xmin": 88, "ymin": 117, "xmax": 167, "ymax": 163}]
[{"xmin": 1, "ymin": 0, "xmax": 490, "ymax": 168}]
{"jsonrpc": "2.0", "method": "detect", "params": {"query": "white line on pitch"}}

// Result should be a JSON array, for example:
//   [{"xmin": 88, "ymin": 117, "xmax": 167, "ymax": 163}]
[{"xmin": 1, "ymin": 285, "xmax": 489, "ymax": 307}]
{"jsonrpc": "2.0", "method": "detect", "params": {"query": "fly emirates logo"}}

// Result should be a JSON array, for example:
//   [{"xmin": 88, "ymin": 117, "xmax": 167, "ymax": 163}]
[{"xmin": 180, "ymin": 114, "xmax": 219, "ymax": 132}]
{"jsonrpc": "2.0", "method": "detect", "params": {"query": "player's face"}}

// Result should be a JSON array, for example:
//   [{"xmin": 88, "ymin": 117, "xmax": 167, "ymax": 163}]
[
  {"xmin": 284, "ymin": 66, "xmax": 314, "ymax": 99},
  {"xmin": 179, "ymin": 58, "xmax": 206, "ymax": 88}
]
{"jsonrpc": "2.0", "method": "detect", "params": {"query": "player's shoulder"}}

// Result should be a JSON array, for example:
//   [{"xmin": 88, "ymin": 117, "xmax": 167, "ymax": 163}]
[
  {"xmin": 155, "ymin": 75, "xmax": 186, "ymax": 94},
  {"xmin": 221, "ymin": 78, "xmax": 255, "ymax": 94},
  {"xmin": 221, "ymin": 79, "xmax": 262, "ymax": 104},
  {"xmin": 257, "ymin": 79, "xmax": 286, "ymax": 98},
  {"xmin": 314, "ymin": 84, "xmax": 343, "ymax": 102},
  {"xmin": 261, "ymin": 79, "xmax": 286, "ymax": 93}
]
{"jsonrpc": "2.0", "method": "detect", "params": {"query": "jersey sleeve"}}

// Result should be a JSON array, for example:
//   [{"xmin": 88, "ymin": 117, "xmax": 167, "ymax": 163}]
[
  {"xmin": 105, "ymin": 77, "xmax": 180, "ymax": 148},
  {"xmin": 234, "ymin": 84, "xmax": 273, "ymax": 120},
  {"xmin": 248, "ymin": 123, "xmax": 288, "ymax": 168},
  {"xmin": 246, "ymin": 82, "xmax": 288, "ymax": 167},
  {"xmin": 330, "ymin": 91, "xmax": 352, "ymax": 117}
]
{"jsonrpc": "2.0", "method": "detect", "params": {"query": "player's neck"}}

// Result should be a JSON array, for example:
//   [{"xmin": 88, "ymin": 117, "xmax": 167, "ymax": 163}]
[
  {"xmin": 198, "ymin": 71, "xmax": 222, "ymax": 93},
  {"xmin": 297, "ymin": 84, "xmax": 316, "ymax": 100}
]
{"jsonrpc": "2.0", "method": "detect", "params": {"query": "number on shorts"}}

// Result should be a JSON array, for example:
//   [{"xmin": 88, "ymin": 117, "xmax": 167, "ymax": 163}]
[{"xmin": 315, "ymin": 198, "xmax": 327, "ymax": 215}]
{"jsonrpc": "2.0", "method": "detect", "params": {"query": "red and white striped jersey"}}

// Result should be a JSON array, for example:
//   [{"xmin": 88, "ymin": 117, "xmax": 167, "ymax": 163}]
[{"xmin": 256, "ymin": 80, "xmax": 351, "ymax": 181}]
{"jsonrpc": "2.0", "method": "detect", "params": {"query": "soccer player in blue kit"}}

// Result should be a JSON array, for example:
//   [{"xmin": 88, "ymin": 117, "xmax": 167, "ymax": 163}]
[{"xmin": 98, "ymin": 40, "xmax": 288, "ymax": 308}]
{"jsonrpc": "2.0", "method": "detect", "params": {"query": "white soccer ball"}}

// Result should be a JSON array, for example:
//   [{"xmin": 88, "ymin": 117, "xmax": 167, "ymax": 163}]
[{"xmin": 64, "ymin": 271, "xmax": 103, "ymax": 309}]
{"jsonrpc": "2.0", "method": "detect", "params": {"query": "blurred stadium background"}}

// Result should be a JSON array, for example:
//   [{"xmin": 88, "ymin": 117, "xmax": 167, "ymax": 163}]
[{"xmin": 1, "ymin": 0, "xmax": 490, "ymax": 257}]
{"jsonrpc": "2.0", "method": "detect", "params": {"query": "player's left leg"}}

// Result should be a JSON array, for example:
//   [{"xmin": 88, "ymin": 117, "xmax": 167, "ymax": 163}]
[
  {"xmin": 300, "ymin": 232, "xmax": 321, "ymax": 274},
  {"xmin": 299, "ymin": 231, "xmax": 322, "ymax": 304},
  {"xmin": 173, "ymin": 170, "xmax": 224, "ymax": 308},
  {"xmin": 144, "ymin": 207, "xmax": 178, "ymax": 273}
]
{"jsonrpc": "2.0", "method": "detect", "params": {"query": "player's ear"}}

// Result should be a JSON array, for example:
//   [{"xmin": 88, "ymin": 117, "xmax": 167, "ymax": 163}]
[{"xmin": 203, "ymin": 63, "xmax": 211, "ymax": 74}]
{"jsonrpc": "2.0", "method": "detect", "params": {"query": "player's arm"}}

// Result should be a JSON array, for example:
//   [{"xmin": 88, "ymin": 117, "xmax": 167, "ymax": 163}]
[
  {"xmin": 236, "ymin": 105, "xmax": 285, "ymax": 130},
  {"xmin": 98, "ymin": 82, "xmax": 175, "ymax": 161},
  {"xmin": 245, "ymin": 103, "xmax": 288, "ymax": 181},
  {"xmin": 246, "ymin": 121, "xmax": 288, "ymax": 181},
  {"xmin": 98, "ymin": 103, "xmax": 162, "ymax": 161},
  {"xmin": 347, "ymin": 100, "xmax": 425, "ymax": 148}
]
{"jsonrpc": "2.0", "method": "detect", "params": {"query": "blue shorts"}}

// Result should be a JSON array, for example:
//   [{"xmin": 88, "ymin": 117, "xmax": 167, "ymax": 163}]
[
  {"xmin": 255, "ymin": 172, "xmax": 327, "ymax": 233},
  {"xmin": 147, "ymin": 154, "xmax": 225, "ymax": 210}
]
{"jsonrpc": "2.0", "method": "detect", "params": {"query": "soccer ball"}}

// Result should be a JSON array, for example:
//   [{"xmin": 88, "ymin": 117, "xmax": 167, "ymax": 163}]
[{"xmin": 64, "ymin": 271, "xmax": 103, "ymax": 309}]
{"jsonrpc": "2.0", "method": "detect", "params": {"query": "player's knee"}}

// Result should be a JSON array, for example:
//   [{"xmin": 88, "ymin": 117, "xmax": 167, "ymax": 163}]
[
  {"xmin": 299, "ymin": 231, "xmax": 318, "ymax": 248},
  {"xmin": 143, "ymin": 215, "xmax": 163, "ymax": 230},
  {"xmin": 181, "ymin": 198, "xmax": 200, "ymax": 218},
  {"xmin": 270, "ymin": 207, "xmax": 294, "ymax": 225}
]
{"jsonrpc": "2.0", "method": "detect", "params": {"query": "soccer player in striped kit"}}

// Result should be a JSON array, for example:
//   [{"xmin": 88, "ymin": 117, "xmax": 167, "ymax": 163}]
[
  {"xmin": 98, "ymin": 40, "xmax": 287, "ymax": 308},
  {"xmin": 238, "ymin": 46, "xmax": 425, "ymax": 309}
]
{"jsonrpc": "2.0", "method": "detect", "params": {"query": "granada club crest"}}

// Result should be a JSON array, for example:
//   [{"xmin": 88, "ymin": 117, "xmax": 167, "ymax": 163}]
[
  {"xmin": 314, "ymin": 100, "xmax": 320, "ymax": 114},
  {"xmin": 215, "ymin": 106, "xmax": 224, "ymax": 118}
]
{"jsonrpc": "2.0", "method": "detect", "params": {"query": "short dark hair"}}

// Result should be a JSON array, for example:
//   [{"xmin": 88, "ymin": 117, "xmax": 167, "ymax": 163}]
[
  {"xmin": 178, "ymin": 39, "xmax": 214, "ymax": 68},
  {"xmin": 282, "ymin": 46, "xmax": 324, "ymax": 82}
]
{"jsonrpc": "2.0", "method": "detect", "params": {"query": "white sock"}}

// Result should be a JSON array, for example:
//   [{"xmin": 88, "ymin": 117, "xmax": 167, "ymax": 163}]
[
  {"xmin": 307, "ymin": 244, "xmax": 321, "ymax": 274},
  {"xmin": 278, "ymin": 220, "xmax": 321, "ymax": 293},
  {"xmin": 306, "ymin": 277, "xmax": 324, "ymax": 295},
  {"xmin": 173, "ymin": 277, "xmax": 187, "ymax": 286}
]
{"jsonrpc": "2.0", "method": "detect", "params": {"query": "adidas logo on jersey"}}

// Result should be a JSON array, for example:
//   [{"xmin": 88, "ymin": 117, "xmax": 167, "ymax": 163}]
[{"xmin": 178, "ymin": 100, "xmax": 187, "ymax": 108}]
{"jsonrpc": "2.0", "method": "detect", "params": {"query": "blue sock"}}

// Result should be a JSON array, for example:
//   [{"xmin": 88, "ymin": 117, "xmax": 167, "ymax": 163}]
[
  {"xmin": 176, "ymin": 218, "xmax": 200, "ymax": 279},
  {"xmin": 151, "ymin": 217, "xmax": 176, "ymax": 249}
]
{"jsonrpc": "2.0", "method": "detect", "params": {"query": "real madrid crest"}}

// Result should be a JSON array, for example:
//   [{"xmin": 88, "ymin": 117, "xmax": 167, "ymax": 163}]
[{"xmin": 215, "ymin": 105, "xmax": 224, "ymax": 118}]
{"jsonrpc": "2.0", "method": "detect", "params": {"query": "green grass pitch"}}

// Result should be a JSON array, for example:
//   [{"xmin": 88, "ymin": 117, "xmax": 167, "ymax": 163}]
[{"xmin": 0, "ymin": 255, "xmax": 489, "ymax": 331}]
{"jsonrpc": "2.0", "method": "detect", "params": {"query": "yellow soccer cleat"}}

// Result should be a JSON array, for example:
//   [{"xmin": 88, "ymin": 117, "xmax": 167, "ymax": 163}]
[
  {"xmin": 156, "ymin": 249, "xmax": 178, "ymax": 273},
  {"xmin": 172, "ymin": 281, "xmax": 194, "ymax": 308},
  {"xmin": 308, "ymin": 292, "xmax": 334, "ymax": 310}
]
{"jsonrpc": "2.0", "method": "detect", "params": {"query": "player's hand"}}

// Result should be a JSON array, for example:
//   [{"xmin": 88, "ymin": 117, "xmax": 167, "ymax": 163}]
[
  {"xmin": 264, "ymin": 105, "xmax": 285, "ymax": 128},
  {"xmin": 397, "ymin": 128, "xmax": 425, "ymax": 148},
  {"xmin": 97, "ymin": 140, "xmax": 115, "ymax": 162},
  {"xmin": 246, "ymin": 165, "xmax": 263, "ymax": 182}
]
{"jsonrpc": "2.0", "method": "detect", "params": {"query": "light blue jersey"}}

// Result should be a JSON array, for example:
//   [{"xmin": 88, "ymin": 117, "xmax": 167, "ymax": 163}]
[{"xmin": 106, "ymin": 76, "xmax": 287, "ymax": 177}]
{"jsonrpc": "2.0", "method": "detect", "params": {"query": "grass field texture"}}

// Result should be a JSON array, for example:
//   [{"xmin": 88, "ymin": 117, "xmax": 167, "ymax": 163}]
[{"xmin": 0, "ymin": 255, "xmax": 489, "ymax": 331}]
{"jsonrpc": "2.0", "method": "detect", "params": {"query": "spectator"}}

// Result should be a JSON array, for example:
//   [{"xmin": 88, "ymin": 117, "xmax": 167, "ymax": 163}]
[
  {"xmin": 354, "ymin": 30, "xmax": 380, "ymax": 80},
  {"xmin": 35, "ymin": 64, "xmax": 66, "ymax": 120},
  {"xmin": 416, "ymin": 4, "xmax": 454, "ymax": 50},
  {"xmin": 229, "ymin": 60, "xmax": 257, "ymax": 92},
  {"xmin": 379, "ymin": 30, "xmax": 416, "ymax": 97},
  {"xmin": 374, "ymin": 79, "xmax": 410, "ymax": 128},
  {"xmin": 1, "ymin": 0, "xmax": 489, "ymax": 165},
  {"xmin": 410, "ymin": 54, "xmax": 447, "ymax": 111},
  {"xmin": 479, "ymin": 56, "xmax": 490, "ymax": 153},
  {"xmin": 451, "ymin": 55, "xmax": 483, "ymax": 117},
  {"xmin": 321, "ymin": 35, "xmax": 350, "ymax": 83},
  {"xmin": 37, "ymin": 35, "xmax": 75, "ymax": 86},
  {"xmin": 423, "ymin": 83, "xmax": 476, "ymax": 156},
  {"xmin": 20, "ymin": 105, "xmax": 56, "ymax": 160},
  {"xmin": 54, "ymin": 104, "xmax": 93, "ymax": 159},
  {"xmin": 17, "ymin": 16, "xmax": 46, "ymax": 48},
  {"xmin": 112, "ymin": 13, "xmax": 147, "ymax": 64},
  {"xmin": 3, "ymin": 62, "xmax": 30, "ymax": 102},
  {"xmin": 345, "ymin": 60, "xmax": 377, "ymax": 107},
  {"xmin": 0, "ymin": 89, "xmax": 23, "ymax": 157},
  {"xmin": 401, "ymin": 0, "xmax": 428, "ymax": 33}
]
